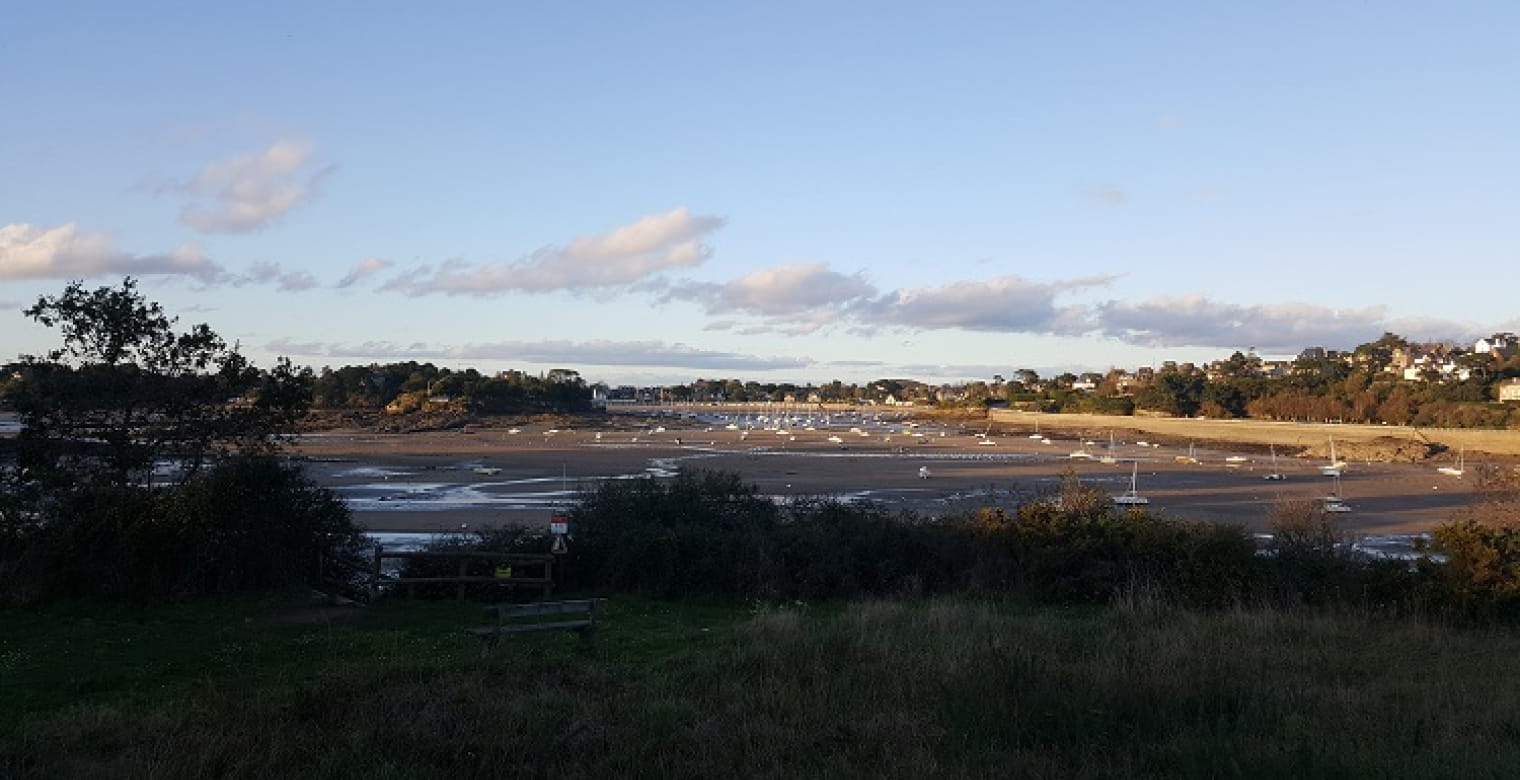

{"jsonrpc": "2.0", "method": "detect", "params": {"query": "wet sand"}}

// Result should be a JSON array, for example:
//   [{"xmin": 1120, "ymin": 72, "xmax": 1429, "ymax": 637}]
[{"xmin": 294, "ymin": 412, "xmax": 1482, "ymax": 536}]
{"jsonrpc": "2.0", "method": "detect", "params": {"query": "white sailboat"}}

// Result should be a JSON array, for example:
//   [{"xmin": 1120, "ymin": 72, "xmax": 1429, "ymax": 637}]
[
  {"xmin": 1174, "ymin": 442, "xmax": 1199, "ymax": 464},
  {"xmin": 1321, "ymin": 474, "xmax": 1352, "ymax": 513},
  {"xmin": 1112, "ymin": 461, "xmax": 1150, "ymax": 506},
  {"xmin": 1099, "ymin": 432, "xmax": 1118, "ymax": 464},
  {"xmin": 1437, "ymin": 448, "xmax": 1465, "ymax": 477},
  {"xmin": 1320, "ymin": 438, "xmax": 1346, "ymax": 476},
  {"xmin": 1262, "ymin": 445, "xmax": 1285, "ymax": 481}
]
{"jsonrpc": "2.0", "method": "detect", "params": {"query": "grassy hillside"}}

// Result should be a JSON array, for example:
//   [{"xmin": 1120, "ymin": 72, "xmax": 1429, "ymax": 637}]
[{"xmin": 5, "ymin": 596, "xmax": 1520, "ymax": 779}]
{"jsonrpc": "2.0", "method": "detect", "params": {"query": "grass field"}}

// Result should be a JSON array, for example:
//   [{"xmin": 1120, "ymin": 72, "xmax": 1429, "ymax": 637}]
[
  {"xmin": 987, "ymin": 409, "xmax": 1520, "ymax": 460},
  {"xmin": 6, "ymin": 595, "xmax": 1520, "ymax": 779}
]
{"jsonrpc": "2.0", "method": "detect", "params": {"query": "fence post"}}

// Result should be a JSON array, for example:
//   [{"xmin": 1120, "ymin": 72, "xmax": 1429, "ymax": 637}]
[{"xmin": 457, "ymin": 557, "xmax": 467, "ymax": 601}]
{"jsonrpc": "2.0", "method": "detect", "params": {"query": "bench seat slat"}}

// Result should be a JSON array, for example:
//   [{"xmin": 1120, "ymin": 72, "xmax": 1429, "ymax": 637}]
[{"xmin": 467, "ymin": 620, "xmax": 593, "ymax": 637}]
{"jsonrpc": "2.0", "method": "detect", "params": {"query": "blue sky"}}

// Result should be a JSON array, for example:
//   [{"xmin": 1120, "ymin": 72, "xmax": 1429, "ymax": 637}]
[{"xmin": 4, "ymin": 2, "xmax": 1517, "ymax": 384}]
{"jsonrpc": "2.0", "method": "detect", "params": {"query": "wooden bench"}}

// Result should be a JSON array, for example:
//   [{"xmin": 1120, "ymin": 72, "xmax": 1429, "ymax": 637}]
[{"xmin": 466, "ymin": 599, "xmax": 605, "ymax": 650}]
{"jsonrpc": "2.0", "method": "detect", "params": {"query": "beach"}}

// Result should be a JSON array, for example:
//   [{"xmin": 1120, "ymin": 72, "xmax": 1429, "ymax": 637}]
[{"xmin": 294, "ymin": 409, "xmax": 1489, "ymax": 536}]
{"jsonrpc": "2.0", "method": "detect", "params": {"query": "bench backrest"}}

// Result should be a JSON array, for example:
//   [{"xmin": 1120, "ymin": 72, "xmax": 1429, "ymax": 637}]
[{"xmin": 483, "ymin": 599, "xmax": 603, "ymax": 621}]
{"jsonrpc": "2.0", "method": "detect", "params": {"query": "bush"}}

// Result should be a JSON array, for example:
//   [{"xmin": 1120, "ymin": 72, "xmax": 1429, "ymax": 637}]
[
  {"xmin": 564, "ymin": 470, "xmax": 784, "ymax": 598},
  {"xmin": 0, "ymin": 455, "xmax": 362, "ymax": 603},
  {"xmin": 954, "ymin": 478, "xmax": 1259, "ymax": 607}
]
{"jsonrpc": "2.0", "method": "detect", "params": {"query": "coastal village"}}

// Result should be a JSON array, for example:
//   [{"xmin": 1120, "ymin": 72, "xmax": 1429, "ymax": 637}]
[{"xmin": 592, "ymin": 332, "xmax": 1520, "ymax": 406}]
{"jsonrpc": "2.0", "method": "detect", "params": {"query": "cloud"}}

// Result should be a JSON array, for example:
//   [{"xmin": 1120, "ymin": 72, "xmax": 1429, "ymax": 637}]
[
  {"xmin": 173, "ymin": 139, "xmax": 331, "ymax": 233},
  {"xmin": 380, "ymin": 207, "xmax": 726, "ymax": 296},
  {"xmin": 0, "ymin": 222, "xmax": 223, "ymax": 281},
  {"xmin": 265, "ymin": 337, "xmax": 810, "ymax": 371},
  {"xmin": 668, "ymin": 263, "xmax": 875, "ymax": 316},
  {"xmin": 1092, "ymin": 296, "xmax": 1479, "ymax": 351},
  {"xmin": 1087, "ymin": 186, "xmax": 1128, "ymax": 206},
  {"xmin": 855, "ymin": 275, "xmax": 1111, "ymax": 334},
  {"xmin": 233, "ymin": 261, "xmax": 317, "ymax": 291},
  {"xmin": 337, "ymin": 258, "xmax": 394, "ymax": 288}
]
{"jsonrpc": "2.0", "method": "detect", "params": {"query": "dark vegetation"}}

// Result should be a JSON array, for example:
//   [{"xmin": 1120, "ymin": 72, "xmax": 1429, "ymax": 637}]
[
  {"xmin": 0, "ymin": 280, "xmax": 362, "ymax": 603},
  {"xmin": 311, "ymin": 363, "xmax": 594, "ymax": 415},
  {"xmin": 404, "ymin": 466, "xmax": 1520, "ymax": 622}
]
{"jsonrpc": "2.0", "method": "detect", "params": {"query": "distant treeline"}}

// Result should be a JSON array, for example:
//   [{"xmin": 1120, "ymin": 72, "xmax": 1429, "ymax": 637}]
[
  {"xmin": 1035, "ymin": 356, "xmax": 1520, "ymax": 429},
  {"xmin": 310, "ymin": 362, "xmax": 594, "ymax": 414},
  {"xmin": 647, "ymin": 340, "xmax": 1520, "ymax": 429}
]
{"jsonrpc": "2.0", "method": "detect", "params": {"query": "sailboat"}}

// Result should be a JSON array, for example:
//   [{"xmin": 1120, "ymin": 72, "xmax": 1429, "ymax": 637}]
[
  {"xmin": 1262, "ymin": 445, "xmax": 1285, "ymax": 481},
  {"xmin": 1319, "ymin": 438, "xmax": 1346, "ymax": 476},
  {"xmin": 1099, "ymin": 432, "xmax": 1118, "ymax": 464},
  {"xmin": 1437, "ymin": 448, "xmax": 1465, "ymax": 477},
  {"xmin": 1113, "ymin": 461, "xmax": 1149, "ymax": 506},
  {"xmin": 1028, "ymin": 419, "xmax": 1044, "ymax": 439},
  {"xmin": 1174, "ymin": 442, "xmax": 1199, "ymax": 464},
  {"xmin": 1321, "ymin": 474, "xmax": 1352, "ymax": 513}
]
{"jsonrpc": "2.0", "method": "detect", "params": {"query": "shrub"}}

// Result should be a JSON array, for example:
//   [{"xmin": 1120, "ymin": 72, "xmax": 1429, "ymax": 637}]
[
  {"xmin": 563, "ymin": 470, "xmax": 783, "ymax": 597},
  {"xmin": 0, "ymin": 455, "xmax": 362, "ymax": 603}
]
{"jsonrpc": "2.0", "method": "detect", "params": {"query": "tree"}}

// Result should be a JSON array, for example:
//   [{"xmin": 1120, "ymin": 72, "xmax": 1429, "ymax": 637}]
[
  {"xmin": 2, "ymin": 279, "xmax": 356, "ymax": 602},
  {"xmin": 9, "ymin": 279, "xmax": 311, "ymax": 490}
]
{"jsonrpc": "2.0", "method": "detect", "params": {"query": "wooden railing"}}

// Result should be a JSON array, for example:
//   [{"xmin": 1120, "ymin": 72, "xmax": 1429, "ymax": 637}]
[{"xmin": 319, "ymin": 545, "xmax": 555, "ymax": 602}]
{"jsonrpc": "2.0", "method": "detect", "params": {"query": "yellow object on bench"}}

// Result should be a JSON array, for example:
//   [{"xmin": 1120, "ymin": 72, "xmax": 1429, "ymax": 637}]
[{"xmin": 466, "ymin": 599, "xmax": 605, "ymax": 649}]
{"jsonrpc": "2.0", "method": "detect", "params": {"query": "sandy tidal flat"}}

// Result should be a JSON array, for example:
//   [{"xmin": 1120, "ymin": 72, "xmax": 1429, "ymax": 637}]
[{"xmin": 294, "ymin": 413, "xmax": 1483, "ymax": 536}]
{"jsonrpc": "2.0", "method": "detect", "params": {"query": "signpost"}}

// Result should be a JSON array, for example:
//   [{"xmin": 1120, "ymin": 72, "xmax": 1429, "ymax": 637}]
[{"xmin": 550, "ymin": 514, "xmax": 569, "ymax": 554}]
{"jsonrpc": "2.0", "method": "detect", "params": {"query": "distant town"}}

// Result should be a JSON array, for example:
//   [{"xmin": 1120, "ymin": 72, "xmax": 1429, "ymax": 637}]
[{"xmin": 592, "ymin": 332, "xmax": 1520, "ymax": 416}]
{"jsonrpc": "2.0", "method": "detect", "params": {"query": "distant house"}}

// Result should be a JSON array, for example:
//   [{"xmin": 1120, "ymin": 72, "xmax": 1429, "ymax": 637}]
[
  {"xmin": 1476, "ymin": 333, "xmax": 1520, "ymax": 361},
  {"xmin": 1499, "ymin": 378, "xmax": 1520, "ymax": 403}
]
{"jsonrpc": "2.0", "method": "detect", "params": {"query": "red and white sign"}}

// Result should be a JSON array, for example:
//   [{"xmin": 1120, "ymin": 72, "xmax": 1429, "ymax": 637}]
[{"xmin": 550, "ymin": 517, "xmax": 569, "ymax": 535}]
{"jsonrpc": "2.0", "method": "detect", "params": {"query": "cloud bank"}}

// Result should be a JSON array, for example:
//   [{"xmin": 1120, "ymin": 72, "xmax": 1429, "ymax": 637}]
[
  {"xmin": 266, "ymin": 337, "xmax": 809, "ymax": 371},
  {"xmin": 0, "ymin": 223, "xmax": 221, "ymax": 281},
  {"xmin": 379, "ymin": 207, "xmax": 725, "ymax": 296}
]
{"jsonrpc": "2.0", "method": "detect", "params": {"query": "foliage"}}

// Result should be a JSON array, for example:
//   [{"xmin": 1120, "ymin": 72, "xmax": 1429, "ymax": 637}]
[
  {"xmin": 1, "ymin": 280, "xmax": 358, "ymax": 604},
  {"xmin": 1, "ymin": 457, "xmax": 360, "ymax": 603},
  {"xmin": 8, "ymin": 279, "xmax": 311, "ymax": 490},
  {"xmin": 310, "ymin": 362, "xmax": 593, "ymax": 414},
  {"xmin": 1431, "ymin": 465, "xmax": 1520, "ymax": 618},
  {"xmin": 562, "ymin": 470, "xmax": 784, "ymax": 597},
  {"xmin": 956, "ymin": 476, "xmax": 1260, "ymax": 607}
]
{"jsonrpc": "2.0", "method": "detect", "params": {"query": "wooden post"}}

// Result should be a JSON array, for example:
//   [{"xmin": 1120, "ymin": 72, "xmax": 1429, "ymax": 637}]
[
  {"xmin": 544, "ymin": 557, "xmax": 554, "ymax": 598},
  {"xmin": 456, "ymin": 557, "xmax": 467, "ymax": 601}
]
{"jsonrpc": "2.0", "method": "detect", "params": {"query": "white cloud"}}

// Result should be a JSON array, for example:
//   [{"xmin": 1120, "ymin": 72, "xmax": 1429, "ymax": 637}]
[
  {"xmin": 668, "ymin": 263, "xmax": 875, "ymax": 318},
  {"xmin": 235, "ymin": 261, "xmax": 318, "ymax": 291},
  {"xmin": 1091, "ymin": 296, "xmax": 1481, "ymax": 351},
  {"xmin": 0, "ymin": 222, "xmax": 222, "ymax": 281},
  {"xmin": 856, "ymin": 275, "xmax": 1110, "ymax": 334},
  {"xmin": 380, "ymin": 207, "xmax": 726, "ymax": 296},
  {"xmin": 266, "ymin": 337, "xmax": 809, "ymax": 371},
  {"xmin": 174, "ymin": 139, "xmax": 331, "ymax": 233},
  {"xmin": 337, "ymin": 258, "xmax": 394, "ymax": 288}
]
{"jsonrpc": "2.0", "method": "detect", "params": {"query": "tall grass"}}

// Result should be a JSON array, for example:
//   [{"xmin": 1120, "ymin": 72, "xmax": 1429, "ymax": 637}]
[{"xmin": 6, "ymin": 598, "xmax": 1520, "ymax": 778}]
